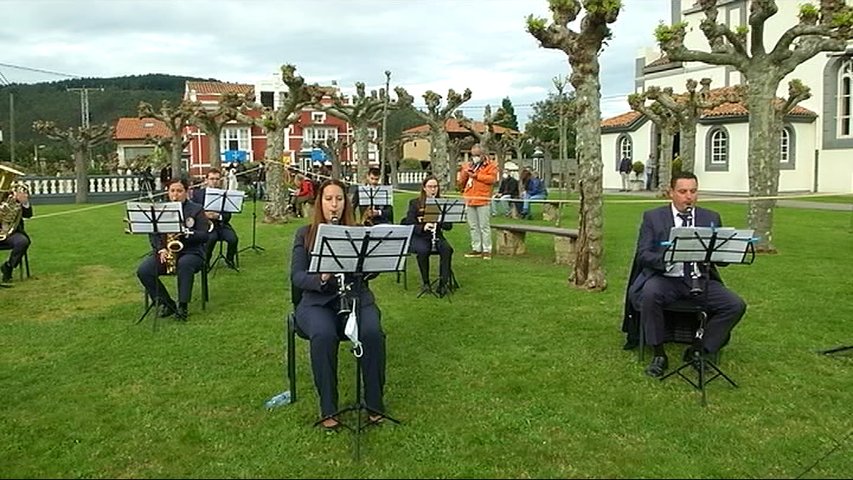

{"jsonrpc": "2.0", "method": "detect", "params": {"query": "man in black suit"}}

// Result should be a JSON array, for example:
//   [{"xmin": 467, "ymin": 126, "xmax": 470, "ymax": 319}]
[
  {"xmin": 351, "ymin": 167, "xmax": 393, "ymax": 225},
  {"xmin": 136, "ymin": 178, "xmax": 209, "ymax": 321},
  {"xmin": 191, "ymin": 168, "xmax": 239, "ymax": 269},
  {"xmin": 625, "ymin": 171, "xmax": 746, "ymax": 377},
  {"xmin": 0, "ymin": 187, "xmax": 33, "ymax": 284}
]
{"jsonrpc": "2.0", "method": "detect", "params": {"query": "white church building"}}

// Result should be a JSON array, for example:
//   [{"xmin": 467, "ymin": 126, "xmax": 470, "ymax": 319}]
[{"xmin": 601, "ymin": 0, "xmax": 853, "ymax": 194}]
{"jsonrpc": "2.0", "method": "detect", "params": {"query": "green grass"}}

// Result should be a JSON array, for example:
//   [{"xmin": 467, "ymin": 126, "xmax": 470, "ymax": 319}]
[
  {"xmin": 1, "ymin": 195, "xmax": 851, "ymax": 478},
  {"xmin": 784, "ymin": 194, "xmax": 853, "ymax": 204}
]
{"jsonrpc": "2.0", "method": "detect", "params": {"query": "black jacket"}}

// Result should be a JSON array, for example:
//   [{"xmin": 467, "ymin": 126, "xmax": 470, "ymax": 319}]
[
  {"xmin": 403, "ymin": 197, "xmax": 452, "ymax": 240},
  {"xmin": 148, "ymin": 200, "xmax": 209, "ymax": 257}
]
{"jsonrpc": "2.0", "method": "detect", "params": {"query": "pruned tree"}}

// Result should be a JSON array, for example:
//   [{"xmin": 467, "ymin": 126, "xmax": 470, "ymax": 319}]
[
  {"xmin": 628, "ymin": 93, "xmax": 680, "ymax": 198},
  {"xmin": 257, "ymin": 64, "xmax": 325, "ymax": 224},
  {"xmin": 317, "ymin": 136, "xmax": 351, "ymax": 181},
  {"xmin": 456, "ymin": 104, "xmax": 500, "ymax": 153},
  {"xmin": 137, "ymin": 99, "xmax": 195, "ymax": 176},
  {"xmin": 32, "ymin": 120, "xmax": 113, "ymax": 204},
  {"xmin": 645, "ymin": 78, "xmax": 743, "ymax": 173},
  {"xmin": 655, "ymin": 0, "xmax": 853, "ymax": 252},
  {"xmin": 528, "ymin": 0, "xmax": 621, "ymax": 291},
  {"xmin": 189, "ymin": 92, "xmax": 254, "ymax": 169},
  {"xmin": 388, "ymin": 131, "xmax": 430, "ymax": 188},
  {"xmin": 398, "ymin": 87, "xmax": 472, "ymax": 191},
  {"xmin": 323, "ymin": 82, "xmax": 412, "ymax": 183},
  {"xmin": 448, "ymin": 135, "xmax": 477, "ymax": 172}
]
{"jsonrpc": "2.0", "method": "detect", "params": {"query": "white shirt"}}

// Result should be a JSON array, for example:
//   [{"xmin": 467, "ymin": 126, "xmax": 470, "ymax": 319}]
[{"xmin": 664, "ymin": 204, "xmax": 692, "ymax": 278}]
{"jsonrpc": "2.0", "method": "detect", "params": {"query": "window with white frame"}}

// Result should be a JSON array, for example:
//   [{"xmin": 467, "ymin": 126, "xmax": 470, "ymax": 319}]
[
  {"xmin": 615, "ymin": 133, "xmax": 633, "ymax": 170},
  {"xmin": 839, "ymin": 59, "xmax": 853, "ymax": 137},
  {"xmin": 311, "ymin": 111, "xmax": 326, "ymax": 124},
  {"xmin": 710, "ymin": 129, "xmax": 728, "ymax": 164},
  {"xmin": 780, "ymin": 127, "xmax": 790, "ymax": 164},
  {"xmin": 780, "ymin": 125, "xmax": 796, "ymax": 170},
  {"xmin": 303, "ymin": 127, "xmax": 337, "ymax": 148},
  {"xmin": 368, "ymin": 128, "xmax": 378, "ymax": 141},
  {"xmin": 221, "ymin": 127, "xmax": 250, "ymax": 153}
]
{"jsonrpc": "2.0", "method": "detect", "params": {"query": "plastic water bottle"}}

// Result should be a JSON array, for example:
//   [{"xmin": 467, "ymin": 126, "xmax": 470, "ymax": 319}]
[{"xmin": 264, "ymin": 390, "xmax": 291, "ymax": 409}]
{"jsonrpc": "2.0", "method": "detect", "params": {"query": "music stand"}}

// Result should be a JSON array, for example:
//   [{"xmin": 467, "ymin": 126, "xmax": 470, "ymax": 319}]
[
  {"xmin": 357, "ymin": 185, "xmax": 393, "ymax": 222},
  {"xmin": 125, "ymin": 201, "xmax": 185, "ymax": 330},
  {"xmin": 660, "ymin": 225, "xmax": 755, "ymax": 406},
  {"xmin": 419, "ymin": 198, "xmax": 467, "ymax": 299},
  {"xmin": 308, "ymin": 222, "xmax": 414, "ymax": 460},
  {"xmin": 203, "ymin": 187, "xmax": 245, "ymax": 272},
  {"xmin": 238, "ymin": 181, "xmax": 265, "ymax": 255}
]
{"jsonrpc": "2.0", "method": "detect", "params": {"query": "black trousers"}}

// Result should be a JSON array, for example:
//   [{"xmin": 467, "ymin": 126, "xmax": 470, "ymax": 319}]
[
  {"xmin": 295, "ymin": 302, "xmax": 385, "ymax": 418},
  {"xmin": 0, "ymin": 232, "xmax": 30, "ymax": 269},
  {"xmin": 206, "ymin": 225, "xmax": 239, "ymax": 262},
  {"xmin": 136, "ymin": 252, "xmax": 205, "ymax": 305},
  {"xmin": 410, "ymin": 236, "xmax": 453, "ymax": 286},
  {"xmin": 638, "ymin": 275, "xmax": 746, "ymax": 353}
]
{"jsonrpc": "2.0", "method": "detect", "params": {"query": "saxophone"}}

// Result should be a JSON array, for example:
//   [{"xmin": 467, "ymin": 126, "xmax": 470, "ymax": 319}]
[
  {"xmin": 0, "ymin": 166, "xmax": 27, "ymax": 242},
  {"xmin": 163, "ymin": 233, "xmax": 184, "ymax": 275}
]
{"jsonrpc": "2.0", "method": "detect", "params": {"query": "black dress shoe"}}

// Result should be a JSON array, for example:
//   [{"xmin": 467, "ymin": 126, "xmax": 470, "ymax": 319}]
[
  {"xmin": 175, "ymin": 303, "xmax": 188, "ymax": 321},
  {"xmin": 644, "ymin": 355, "xmax": 669, "ymax": 378},
  {"xmin": 418, "ymin": 283, "xmax": 433, "ymax": 296},
  {"xmin": 1, "ymin": 262, "xmax": 12, "ymax": 283},
  {"xmin": 158, "ymin": 301, "xmax": 176, "ymax": 318}
]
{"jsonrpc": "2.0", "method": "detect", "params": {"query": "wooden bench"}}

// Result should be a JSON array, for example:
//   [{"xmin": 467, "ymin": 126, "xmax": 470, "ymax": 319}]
[{"xmin": 490, "ymin": 224, "xmax": 579, "ymax": 265}]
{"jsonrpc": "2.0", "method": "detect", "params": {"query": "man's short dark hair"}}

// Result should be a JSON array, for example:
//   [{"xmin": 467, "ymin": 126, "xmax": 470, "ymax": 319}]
[
  {"xmin": 670, "ymin": 171, "xmax": 698, "ymax": 189},
  {"xmin": 368, "ymin": 167, "xmax": 381, "ymax": 177},
  {"xmin": 167, "ymin": 177, "xmax": 189, "ymax": 190},
  {"xmin": 207, "ymin": 168, "xmax": 221, "ymax": 177}
]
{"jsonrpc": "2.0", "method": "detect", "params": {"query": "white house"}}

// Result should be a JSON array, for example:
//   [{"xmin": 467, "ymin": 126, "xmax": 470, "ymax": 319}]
[{"xmin": 601, "ymin": 0, "xmax": 853, "ymax": 194}]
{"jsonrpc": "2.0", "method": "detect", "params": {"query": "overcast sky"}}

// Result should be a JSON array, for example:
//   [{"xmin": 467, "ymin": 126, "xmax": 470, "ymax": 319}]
[{"xmin": 0, "ymin": 0, "xmax": 671, "ymax": 126}]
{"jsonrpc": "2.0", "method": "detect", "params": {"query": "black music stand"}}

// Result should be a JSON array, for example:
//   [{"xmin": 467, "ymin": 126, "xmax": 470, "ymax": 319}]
[
  {"xmin": 659, "ymin": 225, "xmax": 755, "ymax": 406},
  {"xmin": 125, "ymin": 201, "xmax": 184, "ymax": 331},
  {"xmin": 356, "ymin": 185, "xmax": 393, "ymax": 224},
  {"xmin": 203, "ymin": 187, "xmax": 245, "ymax": 272},
  {"xmin": 238, "ymin": 180, "xmax": 265, "ymax": 254},
  {"xmin": 419, "ymin": 197, "xmax": 467, "ymax": 299},
  {"xmin": 308, "ymin": 222, "xmax": 414, "ymax": 460}
]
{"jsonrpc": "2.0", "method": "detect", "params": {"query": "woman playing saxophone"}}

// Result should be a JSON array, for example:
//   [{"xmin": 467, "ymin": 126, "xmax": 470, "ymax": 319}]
[{"xmin": 404, "ymin": 175, "xmax": 454, "ymax": 297}]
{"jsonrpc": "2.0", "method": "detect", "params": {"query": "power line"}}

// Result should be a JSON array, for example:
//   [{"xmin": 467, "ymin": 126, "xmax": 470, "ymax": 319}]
[{"xmin": 0, "ymin": 61, "xmax": 80, "ymax": 79}]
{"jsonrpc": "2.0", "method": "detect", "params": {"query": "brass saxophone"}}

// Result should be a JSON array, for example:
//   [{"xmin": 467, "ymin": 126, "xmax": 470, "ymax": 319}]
[
  {"xmin": 163, "ymin": 233, "xmax": 184, "ymax": 275},
  {"xmin": 361, "ymin": 201, "xmax": 375, "ymax": 226}
]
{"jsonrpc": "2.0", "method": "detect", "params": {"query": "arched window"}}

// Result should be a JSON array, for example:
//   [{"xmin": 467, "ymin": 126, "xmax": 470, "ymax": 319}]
[
  {"xmin": 839, "ymin": 59, "xmax": 853, "ymax": 137},
  {"xmin": 780, "ymin": 125, "xmax": 796, "ymax": 170},
  {"xmin": 705, "ymin": 126, "xmax": 730, "ymax": 171},
  {"xmin": 615, "ymin": 133, "xmax": 633, "ymax": 170}
]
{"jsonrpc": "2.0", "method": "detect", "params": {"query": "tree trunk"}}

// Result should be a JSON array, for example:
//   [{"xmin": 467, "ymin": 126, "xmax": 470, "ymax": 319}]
[
  {"xmin": 171, "ymin": 138, "xmax": 183, "ymax": 178},
  {"xmin": 745, "ymin": 74, "xmax": 781, "ymax": 253},
  {"xmin": 541, "ymin": 147, "xmax": 553, "ymax": 191},
  {"xmin": 680, "ymin": 122, "xmax": 697, "ymax": 173},
  {"xmin": 354, "ymin": 125, "xmax": 370, "ymax": 182},
  {"xmin": 208, "ymin": 131, "xmax": 221, "ymax": 169},
  {"xmin": 389, "ymin": 144, "xmax": 400, "ymax": 188},
  {"xmin": 658, "ymin": 128, "xmax": 674, "ymax": 197},
  {"xmin": 431, "ymin": 128, "xmax": 451, "ymax": 191},
  {"xmin": 262, "ymin": 127, "xmax": 289, "ymax": 224},
  {"xmin": 571, "ymin": 74, "xmax": 606, "ymax": 291},
  {"xmin": 74, "ymin": 149, "xmax": 88, "ymax": 204}
]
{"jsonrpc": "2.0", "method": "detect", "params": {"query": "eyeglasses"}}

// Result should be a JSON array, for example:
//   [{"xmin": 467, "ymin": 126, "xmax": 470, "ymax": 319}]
[{"xmin": 425, "ymin": 184, "xmax": 438, "ymax": 189}]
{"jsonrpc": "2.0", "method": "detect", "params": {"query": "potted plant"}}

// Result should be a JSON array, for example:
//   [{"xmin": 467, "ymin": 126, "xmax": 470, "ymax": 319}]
[{"xmin": 630, "ymin": 161, "xmax": 645, "ymax": 191}]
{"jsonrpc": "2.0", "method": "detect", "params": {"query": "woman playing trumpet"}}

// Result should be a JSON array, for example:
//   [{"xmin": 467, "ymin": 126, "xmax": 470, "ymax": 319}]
[{"xmin": 404, "ymin": 175, "xmax": 454, "ymax": 297}]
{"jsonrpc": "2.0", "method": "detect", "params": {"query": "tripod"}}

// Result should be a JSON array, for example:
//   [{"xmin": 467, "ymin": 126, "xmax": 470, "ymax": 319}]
[
  {"xmin": 819, "ymin": 345, "xmax": 852, "ymax": 355},
  {"xmin": 238, "ymin": 181, "xmax": 265, "ymax": 254}
]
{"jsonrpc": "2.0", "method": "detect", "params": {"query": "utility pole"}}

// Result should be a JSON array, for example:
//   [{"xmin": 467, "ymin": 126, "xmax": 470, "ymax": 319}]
[
  {"xmin": 553, "ymin": 76, "xmax": 568, "ymax": 196},
  {"xmin": 380, "ymin": 70, "xmax": 390, "ymax": 184},
  {"xmin": 67, "ymin": 87, "xmax": 103, "ymax": 166}
]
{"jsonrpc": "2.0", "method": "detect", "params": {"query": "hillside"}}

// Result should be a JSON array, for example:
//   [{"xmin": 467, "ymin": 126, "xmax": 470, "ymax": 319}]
[{"xmin": 0, "ymin": 73, "xmax": 218, "ymax": 144}]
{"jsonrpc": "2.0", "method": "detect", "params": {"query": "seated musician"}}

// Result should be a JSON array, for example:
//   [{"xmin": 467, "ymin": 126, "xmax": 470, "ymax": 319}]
[
  {"xmin": 293, "ymin": 174, "xmax": 315, "ymax": 218},
  {"xmin": 291, "ymin": 179, "xmax": 388, "ymax": 430},
  {"xmin": 191, "ymin": 168, "xmax": 239, "ymax": 269},
  {"xmin": 136, "ymin": 178, "xmax": 209, "ymax": 321},
  {"xmin": 0, "ymin": 168, "xmax": 32, "ymax": 284},
  {"xmin": 404, "ymin": 175, "xmax": 454, "ymax": 297},
  {"xmin": 351, "ymin": 167, "xmax": 393, "ymax": 226}
]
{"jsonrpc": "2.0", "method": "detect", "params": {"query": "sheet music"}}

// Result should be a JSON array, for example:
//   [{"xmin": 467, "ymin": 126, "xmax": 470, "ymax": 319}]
[
  {"xmin": 357, "ymin": 185, "xmax": 393, "ymax": 207},
  {"xmin": 424, "ymin": 198, "xmax": 467, "ymax": 223},
  {"xmin": 667, "ymin": 227, "xmax": 755, "ymax": 263},
  {"xmin": 125, "ymin": 201, "xmax": 184, "ymax": 234},
  {"xmin": 203, "ymin": 187, "xmax": 245, "ymax": 213},
  {"xmin": 308, "ymin": 223, "xmax": 413, "ymax": 273}
]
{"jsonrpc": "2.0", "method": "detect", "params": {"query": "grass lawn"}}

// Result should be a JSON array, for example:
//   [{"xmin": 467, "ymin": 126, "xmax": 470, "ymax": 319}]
[{"xmin": 0, "ymin": 193, "xmax": 851, "ymax": 478}]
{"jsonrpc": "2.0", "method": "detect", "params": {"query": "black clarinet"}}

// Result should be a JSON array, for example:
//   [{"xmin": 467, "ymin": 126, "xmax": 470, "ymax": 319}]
[
  {"xmin": 685, "ymin": 206, "xmax": 704, "ymax": 296},
  {"xmin": 330, "ymin": 216, "xmax": 352, "ymax": 315}
]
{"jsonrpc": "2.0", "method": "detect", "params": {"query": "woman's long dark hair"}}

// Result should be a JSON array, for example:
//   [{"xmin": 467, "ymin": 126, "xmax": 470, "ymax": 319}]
[
  {"xmin": 417, "ymin": 175, "xmax": 441, "ymax": 209},
  {"xmin": 305, "ymin": 179, "xmax": 354, "ymax": 251}
]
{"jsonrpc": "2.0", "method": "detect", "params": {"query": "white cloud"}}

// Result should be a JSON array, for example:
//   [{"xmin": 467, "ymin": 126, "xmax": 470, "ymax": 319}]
[{"xmin": 0, "ymin": 0, "xmax": 671, "ymax": 126}]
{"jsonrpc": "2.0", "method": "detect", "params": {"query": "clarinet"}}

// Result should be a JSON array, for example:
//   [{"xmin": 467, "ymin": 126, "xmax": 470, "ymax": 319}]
[
  {"xmin": 431, "ymin": 222, "xmax": 438, "ymax": 252},
  {"xmin": 330, "ymin": 215, "xmax": 352, "ymax": 315},
  {"xmin": 684, "ymin": 206, "xmax": 703, "ymax": 296}
]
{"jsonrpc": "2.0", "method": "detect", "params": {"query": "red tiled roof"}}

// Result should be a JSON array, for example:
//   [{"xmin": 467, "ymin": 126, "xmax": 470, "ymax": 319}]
[
  {"xmin": 403, "ymin": 118, "xmax": 518, "ymax": 135},
  {"xmin": 645, "ymin": 55, "xmax": 676, "ymax": 69},
  {"xmin": 601, "ymin": 111, "xmax": 642, "ymax": 128},
  {"xmin": 186, "ymin": 81, "xmax": 253, "ymax": 95},
  {"xmin": 114, "ymin": 117, "xmax": 171, "ymax": 140}
]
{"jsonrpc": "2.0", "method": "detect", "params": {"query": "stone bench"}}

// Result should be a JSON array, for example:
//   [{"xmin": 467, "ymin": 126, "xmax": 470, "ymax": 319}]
[{"xmin": 490, "ymin": 224, "xmax": 579, "ymax": 266}]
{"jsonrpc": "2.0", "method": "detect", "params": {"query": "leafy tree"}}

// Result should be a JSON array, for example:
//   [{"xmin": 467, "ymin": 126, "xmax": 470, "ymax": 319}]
[
  {"xmin": 32, "ymin": 120, "xmax": 113, "ymax": 203},
  {"xmin": 655, "ymin": 0, "xmax": 853, "ymax": 252},
  {"xmin": 496, "ymin": 97, "xmax": 519, "ymax": 131},
  {"xmin": 528, "ymin": 0, "xmax": 621, "ymax": 291}
]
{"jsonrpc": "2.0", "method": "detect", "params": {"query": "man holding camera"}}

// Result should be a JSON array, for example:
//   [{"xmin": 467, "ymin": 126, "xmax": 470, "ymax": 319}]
[{"xmin": 457, "ymin": 143, "xmax": 498, "ymax": 259}]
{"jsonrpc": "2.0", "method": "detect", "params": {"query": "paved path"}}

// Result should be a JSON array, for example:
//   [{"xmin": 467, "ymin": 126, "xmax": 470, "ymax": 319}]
[{"xmin": 774, "ymin": 200, "xmax": 852, "ymax": 211}]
